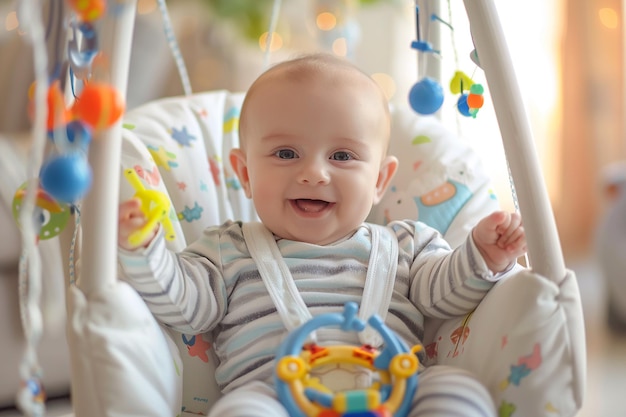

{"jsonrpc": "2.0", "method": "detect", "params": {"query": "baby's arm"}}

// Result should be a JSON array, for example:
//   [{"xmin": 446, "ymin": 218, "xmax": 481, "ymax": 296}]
[
  {"xmin": 471, "ymin": 211, "xmax": 526, "ymax": 273},
  {"xmin": 117, "ymin": 198, "xmax": 226, "ymax": 334},
  {"xmin": 118, "ymin": 197, "xmax": 159, "ymax": 250}
]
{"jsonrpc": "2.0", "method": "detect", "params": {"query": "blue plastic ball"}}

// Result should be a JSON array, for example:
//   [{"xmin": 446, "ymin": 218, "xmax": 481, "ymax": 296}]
[
  {"xmin": 40, "ymin": 154, "xmax": 93, "ymax": 203},
  {"xmin": 408, "ymin": 77, "xmax": 444, "ymax": 115},
  {"xmin": 457, "ymin": 93, "xmax": 472, "ymax": 117}
]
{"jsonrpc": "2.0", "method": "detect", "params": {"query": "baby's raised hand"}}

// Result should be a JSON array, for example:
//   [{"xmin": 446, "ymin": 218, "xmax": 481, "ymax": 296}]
[
  {"xmin": 472, "ymin": 211, "xmax": 527, "ymax": 273},
  {"xmin": 118, "ymin": 198, "xmax": 158, "ymax": 250}
]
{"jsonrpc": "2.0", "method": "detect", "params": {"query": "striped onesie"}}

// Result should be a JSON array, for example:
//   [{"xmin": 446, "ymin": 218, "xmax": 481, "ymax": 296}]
[{"xmin": 118, "ymin": 219, "xmax": 504, "ymax": 416}]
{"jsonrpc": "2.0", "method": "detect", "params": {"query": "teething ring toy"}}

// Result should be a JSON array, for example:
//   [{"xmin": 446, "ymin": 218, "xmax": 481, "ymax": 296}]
[
  {"xmin": 274, "ymin": 302, "xmax": 420, "ymax": 417},
  {"xmin": 123, "ymin": 169, "xmax": 175, "ymax": 245}
]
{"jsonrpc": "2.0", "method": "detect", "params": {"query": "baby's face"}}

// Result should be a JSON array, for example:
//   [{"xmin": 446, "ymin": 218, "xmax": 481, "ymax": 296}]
[{"xmin": 233, "ymin": 67, "xmax": 396, "ymax": 245}]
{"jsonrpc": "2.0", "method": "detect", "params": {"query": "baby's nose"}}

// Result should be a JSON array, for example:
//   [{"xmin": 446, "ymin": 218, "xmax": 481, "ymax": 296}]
[{"xmin": 297, "ymin": 159, "xmax": 330, "ymax": 185}]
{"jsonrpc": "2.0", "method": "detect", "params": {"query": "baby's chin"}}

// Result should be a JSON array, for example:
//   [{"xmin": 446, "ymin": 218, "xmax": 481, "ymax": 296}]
[{"xmin": 269, "ymin": 223, "xmax": 359, "ymax": 246}]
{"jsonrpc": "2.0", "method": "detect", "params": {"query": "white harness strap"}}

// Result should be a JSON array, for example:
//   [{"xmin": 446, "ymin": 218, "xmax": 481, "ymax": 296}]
[
  {"xmin": 242, "ymin": 222, "xmax": 313, "ymax": 332},
  {"xmin": 242, "ymin": 222, "xmax": 398, "ymax": 347},
  {"xmin": 359, "ymin": 224, "xmax": 398, "ymax": 347}
]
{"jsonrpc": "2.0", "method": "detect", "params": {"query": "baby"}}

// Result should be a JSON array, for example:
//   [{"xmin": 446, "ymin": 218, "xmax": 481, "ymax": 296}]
[{"xmin": 118, "ymin": 53, "xmax": 526, "ymax": 417}]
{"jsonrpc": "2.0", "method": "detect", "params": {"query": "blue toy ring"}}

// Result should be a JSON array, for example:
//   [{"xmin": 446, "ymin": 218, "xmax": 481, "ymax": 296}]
[{"xmin": 274, "ymin": 302, "xmax": 421, "ymax": 417}]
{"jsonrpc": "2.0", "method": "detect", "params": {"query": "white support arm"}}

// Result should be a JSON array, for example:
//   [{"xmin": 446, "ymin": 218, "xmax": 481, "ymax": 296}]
[
  {"xmin": 463, "ymin": 0, "xmax": 567, "ymax": 283},
  {"xmin": 78, "ymin": 3, "xmax": 137, "ymax": 295}
]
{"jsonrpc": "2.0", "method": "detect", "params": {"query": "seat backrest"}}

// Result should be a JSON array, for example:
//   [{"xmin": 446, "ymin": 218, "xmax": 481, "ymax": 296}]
[{"xmin": 119, "ymin": 90, "xmax": 500, "ymax": 414}]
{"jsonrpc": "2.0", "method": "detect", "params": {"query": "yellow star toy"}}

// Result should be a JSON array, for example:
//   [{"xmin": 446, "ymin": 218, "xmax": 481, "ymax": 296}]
[{"xmin": 123, "ymin": 168, "xmax": 176, "ymax": 246}]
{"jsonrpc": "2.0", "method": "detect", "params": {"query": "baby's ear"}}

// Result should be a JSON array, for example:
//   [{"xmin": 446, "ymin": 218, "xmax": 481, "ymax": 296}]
[
  {"xmin": 229, "ymin": 149, "xmax": 252, "ymax": 198},
  {"xmin": 373, "ymin": 155, "xmax": 398, "ymax": 204}
]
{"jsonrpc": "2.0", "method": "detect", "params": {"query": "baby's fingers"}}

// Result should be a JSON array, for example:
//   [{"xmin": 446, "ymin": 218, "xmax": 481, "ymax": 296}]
[
  {"xmin": 499, "ymin": 226, "xmax": 526, "ymax": 253},
  {"xmin": 495, "ymin": 213, "xmax": 522, "ymax": 246},
  {"xmin": 118, "ymin": 198, "xmax": 149, "ymax": 249},
  {"xmin": 119, "ymin": 197, "xmax": 143, "ymax": 220}
]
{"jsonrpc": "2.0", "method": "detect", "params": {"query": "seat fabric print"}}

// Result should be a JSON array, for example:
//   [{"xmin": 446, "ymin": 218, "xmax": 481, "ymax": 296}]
[{"xmin": 368, "ymin": 107, "xmax": 499, "ymax": 248}]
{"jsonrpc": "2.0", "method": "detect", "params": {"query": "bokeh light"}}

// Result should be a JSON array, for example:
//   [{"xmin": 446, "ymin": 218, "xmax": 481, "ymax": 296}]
[
  {"xmin": 259, "ymin": 31, "xmax": 283, "ymax": 52},
  {"xmin": 316, "ymin": 12, "xmax": 337, "ymax": 31},
  {"xmin": 598, "ymin": 7, "xmax": 618, "ymax": 29},
  {"xmin": 5, "ymin": 11, "xmax": 18, "ymax": 32},
  {"xmin": 332, "ymin": 38, "xmax": 347, "ymax": 56}
]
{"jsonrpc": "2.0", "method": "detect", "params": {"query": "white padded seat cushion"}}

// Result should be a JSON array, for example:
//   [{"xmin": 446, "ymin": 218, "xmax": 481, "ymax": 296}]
[
  {"xmin": 424, "ymin": 268, "xmax": 585, "ymax": 417},
  {"xmin": 112, "ymin": 91, "xmax": 585, "ymax": 416}
]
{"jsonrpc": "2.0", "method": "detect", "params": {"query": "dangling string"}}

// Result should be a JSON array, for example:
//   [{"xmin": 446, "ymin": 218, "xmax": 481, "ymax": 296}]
[
  {"xmin": 506, "ymin": 155, "xmax": 529, "ymax": 267},
  {"xmin": 156, "ymin": 0, "xmax": 192, "ymax": 96},
  {"xmin": 445, "ymin": 0, "xmax": 459, "ymax": 71},
  {"xmin": 15, "ymin": 0, "xmax": 50, "ymax": 415},
  {"xmin": 414, "ymin": 1, "xmax": 426, "ymax": 80},
  {"xmin": 263, "ymin": 0, "xmax": 282, "ymax": 71}
]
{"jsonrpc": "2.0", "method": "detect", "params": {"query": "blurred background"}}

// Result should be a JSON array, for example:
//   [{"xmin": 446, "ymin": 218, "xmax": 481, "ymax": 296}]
[{"xmin": 0, "ymin": 0, "xmax": 624, "ymax": 415}]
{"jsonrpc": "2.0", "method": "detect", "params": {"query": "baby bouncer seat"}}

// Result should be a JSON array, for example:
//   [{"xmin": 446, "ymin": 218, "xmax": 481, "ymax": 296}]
[{"xmin": 13, "ymin": 1, "xmax": 585, "ymax": 416}]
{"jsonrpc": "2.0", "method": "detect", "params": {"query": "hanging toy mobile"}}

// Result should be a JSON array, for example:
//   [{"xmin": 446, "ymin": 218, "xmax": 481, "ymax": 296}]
[
  {"xmin": 275, "ymin": 302, "xmax": 422, "ymax": 417},
  {"xmin": 449, "ymin": 70, "xmax": 484, "ymax": 118},
  {"xmin": 408, "ymin": 2, "xmax": 486, "ymax": 118},
  {"xmin": 408, "ymin": 4, "xmax": 444, "ymax": 115},
  {"xmin": 34, "ymin": 0, "xmax": 125, "ymax": 207},
  {"xmin": 14, "ymin": 1, "xmax": 125, "ymax": 415}
]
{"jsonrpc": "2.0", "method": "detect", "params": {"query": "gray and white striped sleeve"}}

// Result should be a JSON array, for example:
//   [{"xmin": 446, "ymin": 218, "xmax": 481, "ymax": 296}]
[
  {"xmin": 118, "ymin": 227, "xmax": 227, "ymax": 334},
  {"xmin": 395, "ymin": 220, "xmax": 501, "ymax": 319}
]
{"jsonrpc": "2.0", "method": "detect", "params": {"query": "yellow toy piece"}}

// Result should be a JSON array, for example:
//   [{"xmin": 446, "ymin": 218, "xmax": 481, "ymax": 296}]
[
  {"xmin": 123, "ymin": 168, "xmax": 175, "ymax": 246},
  {"xmin": 449, "ymin": 70, "xmax": 475, "ymax": 95}
]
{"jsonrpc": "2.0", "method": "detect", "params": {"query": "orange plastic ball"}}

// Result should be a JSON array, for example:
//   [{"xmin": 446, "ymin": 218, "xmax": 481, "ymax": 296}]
[
  {"xmin": 67, "ymin": 0, "xmax": 106, "ymax": 22},
  {"xmin": 72, "ymin": 83, "xmax": 125, "ymax": 131},
  {"xmin": 28, "ymin": 80, "xmax": 71, "ymax": 130},
  {"xmin": 467, "ymin": 93, "xmax": 484, "ymax": 109}
]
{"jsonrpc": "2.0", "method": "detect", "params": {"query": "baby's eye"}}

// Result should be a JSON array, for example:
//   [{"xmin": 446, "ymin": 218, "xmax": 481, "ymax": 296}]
[
  {"xmin": 275, "ymin": 149, "xmax": 297, "ymax": 159},
  {"xmin": 330, "ymin": 151, "xmax": 353, "ymax": 161}
]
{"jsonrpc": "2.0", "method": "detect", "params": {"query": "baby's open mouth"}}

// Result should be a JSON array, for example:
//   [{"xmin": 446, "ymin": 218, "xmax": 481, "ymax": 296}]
[{"xmin": 292, "ymin": 199, "xmax": 331, "ymax": 213}]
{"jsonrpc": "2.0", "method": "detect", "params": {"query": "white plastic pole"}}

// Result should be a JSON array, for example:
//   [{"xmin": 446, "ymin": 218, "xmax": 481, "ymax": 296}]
[
  {"xmin": 78, "ymin": 2, "xmax": 137, "ymax": 295},
  {"xmin": 463, "ymin": 0, "xmax": 567, "ymax": 283}
]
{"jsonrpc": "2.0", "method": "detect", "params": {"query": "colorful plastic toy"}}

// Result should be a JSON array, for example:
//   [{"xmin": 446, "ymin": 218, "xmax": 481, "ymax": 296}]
[
  {"xmin": 72, "ymin": 82, "xmax": 125, "ymax": 131},
  {"xmin": 123, "ymin": 168, "xmax": 175, "ymax": 246},
  {"xmin": 39, "ymin": 153, "xmax": 93, "ymax": 204},
  {"xmin": 275, "ymin": 302, "xmax": 421, "ymax": 417},
  {"xmin": 449, "ymin": 71, "xmax": 484, "ymax": 118},
  {"xmin": 408, "ymin": 5, "xmax": 444, "ymax": 116},
  {"xmin": 67, "ymin": 0, "xmax": 106, "ymax": 22},
  {"xmin": 28, "ymin": 80, "xmax": 71, "ymax": 132},
  {"xmin": 408, "ymin": 78, "xmax": 444, "ymax": 116},
  {"xmin": 12, "ymin": 181, "xmax": 71, "ymax": 241}
]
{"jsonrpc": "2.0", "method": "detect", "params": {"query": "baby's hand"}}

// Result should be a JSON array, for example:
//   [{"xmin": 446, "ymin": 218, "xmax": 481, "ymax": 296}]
[
  {"xmin": 118, "ymin": 198, "xmax": 158, "ymax": 251},
  {"xmin": 472, "ymin": 211, "xmax": 527, "ymax": 273}
]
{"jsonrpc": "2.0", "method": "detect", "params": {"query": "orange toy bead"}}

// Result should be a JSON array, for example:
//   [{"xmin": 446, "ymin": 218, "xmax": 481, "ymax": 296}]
[
  {"xmin": 67, "ymin": 0, "xmax": 106, "ymax": 22},
  {"xmin": 72, "ymin": 83, "xmax": 125, "ymax": 132},
  {"xmin": 467, "ymin": 83, "xmax": 485, "ymax": 109},
  {"xmin": 28, "ymin": 80, "xmax": 71, "ymax": 131},
  {"xmin": 467, "ymin": 93, "xmax": 484, "ymax": 109}
]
